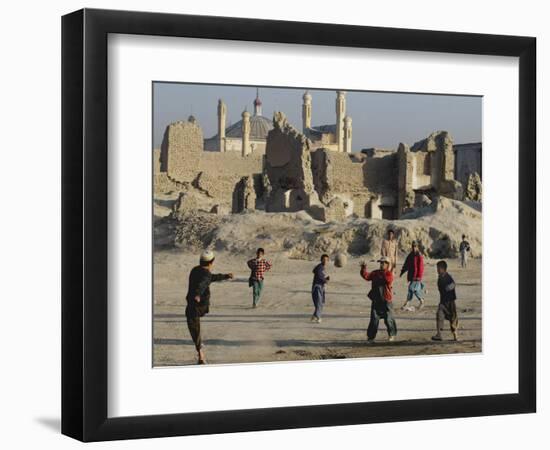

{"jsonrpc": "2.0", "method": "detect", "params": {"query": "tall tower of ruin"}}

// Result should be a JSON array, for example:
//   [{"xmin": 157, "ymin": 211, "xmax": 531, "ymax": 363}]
[
  {"xmin": 343, "ymin": 116, "xmax": 352, "ymax": 153},
  {"xmin": 253, "ymin": 88, "xmax": 262, "ymax": 116},
  {"xmin": 302, "ymin": 90, "xmax": 312, "ymax": 132},
  {"xmin": 336, "ymin": 91, "xmax": 346, "ymax": 152},
  {"xmin": 241, "ymin": 110, "xmax": 251, "ymax": 157},
  {"xmin": 217, "ymin": 99, "xmax": 226, "ymax": 152}
]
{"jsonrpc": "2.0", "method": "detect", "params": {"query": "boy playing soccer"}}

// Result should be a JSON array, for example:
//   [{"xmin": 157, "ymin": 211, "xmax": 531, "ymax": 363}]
[
  {"xmin": 399, "ymin": 241, "xmax": 425, "ymax": 311},
  {"xmin": 432, "ymin": 260, "xmax": 459, "ymax": 341},
  {"xmin": 247, "ymin": 247, "xmax": 273, "ymax": 308},
  {"xmin": 361, "ymin": 256, "xmax": 397, "ymax": 342}
]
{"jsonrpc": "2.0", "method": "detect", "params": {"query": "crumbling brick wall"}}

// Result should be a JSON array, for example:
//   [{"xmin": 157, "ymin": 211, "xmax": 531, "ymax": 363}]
[
  {"xmin": 329, "ymin": 152, "xmax": 365, "ymax": 194},
  {"xmin": 195, "ymin": 152, "xmax": 263, "ymax": 207},
  {"xmin": 264, "ymin": 112, "xmax": 320, "ymax": 212},
  {"xmin": 153, "ymin": 148, "xmax": 162, "ymax": 174},
  {"xmin": 159, "ymin": 120, "xmax": 203, "ymax": 183}
]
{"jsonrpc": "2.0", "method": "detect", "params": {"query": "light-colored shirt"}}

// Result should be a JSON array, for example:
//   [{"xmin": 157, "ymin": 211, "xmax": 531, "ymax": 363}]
[{"xmin": 381, "ymin": 238, "xmax": 398, "ymax": 266}]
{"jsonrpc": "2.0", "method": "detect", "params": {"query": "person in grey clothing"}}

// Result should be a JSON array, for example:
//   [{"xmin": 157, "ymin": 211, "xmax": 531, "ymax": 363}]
[
  {"xmin": 459, "ymin": 234, "xmax": 471, "ymax": 268},
  {"xmin": 311, "ymin": 254, "xmax": 330, "ymax": 323}
]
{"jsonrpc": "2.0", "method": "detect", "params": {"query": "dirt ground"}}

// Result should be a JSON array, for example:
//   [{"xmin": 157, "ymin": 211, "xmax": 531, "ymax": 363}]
[{"xmin": 153, "ymin": 252, "xmax": 481, "ymax": 366}]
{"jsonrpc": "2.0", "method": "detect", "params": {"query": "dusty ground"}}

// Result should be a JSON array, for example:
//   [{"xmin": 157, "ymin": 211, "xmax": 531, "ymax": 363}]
[{"xmin": 153, "ymin": 252, "xmax": 481, "ymax": 366}]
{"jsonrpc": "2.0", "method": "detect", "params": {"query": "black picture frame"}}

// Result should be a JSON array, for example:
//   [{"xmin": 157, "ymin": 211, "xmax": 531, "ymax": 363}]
[{"xmin": 61, "ymin": 8, "xmax": 536, "ymax": 442}]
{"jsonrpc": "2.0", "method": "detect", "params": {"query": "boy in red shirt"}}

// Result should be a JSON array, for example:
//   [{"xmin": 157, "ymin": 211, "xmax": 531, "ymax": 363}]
[
  {"xmin": 399, "ymin": 241, "xmax": 425, "ymax": 311},
  {"xmin": 361, "ymin": 256, "xmax": 397, "ymax": 342}
]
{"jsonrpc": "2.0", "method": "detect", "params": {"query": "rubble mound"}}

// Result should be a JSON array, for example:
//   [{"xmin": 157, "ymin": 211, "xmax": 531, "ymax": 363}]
[{"xmin": 156, "ymin": 196, "xmax": 481, "ymax": 259}]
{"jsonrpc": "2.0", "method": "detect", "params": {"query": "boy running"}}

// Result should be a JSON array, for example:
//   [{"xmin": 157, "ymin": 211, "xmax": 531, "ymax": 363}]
[
  {"xmin": 400, "ymin": 241, "xmax": 425, "ymax": 311},
  {"xmin": 247, "ymin": 248, "xmax": 273, "ymax": 308},
  {"xmin": 432, "ymin": 260, "xmax": 459, "ymax": 341}
]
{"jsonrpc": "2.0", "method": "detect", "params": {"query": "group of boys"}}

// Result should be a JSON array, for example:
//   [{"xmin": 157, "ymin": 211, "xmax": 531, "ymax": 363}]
[{"xmin": 184, "ymin": 231, "xmax": 466, "ymax": 364}]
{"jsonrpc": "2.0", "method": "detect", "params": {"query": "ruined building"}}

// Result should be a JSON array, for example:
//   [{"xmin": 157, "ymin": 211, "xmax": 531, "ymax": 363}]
[
  {"xmin": 454, "ymin": 142, "xmax": 482, "ymax": 188},
  {"xmin": 155, "ymin": 91, "xmax": 481, "ymax": 222}
]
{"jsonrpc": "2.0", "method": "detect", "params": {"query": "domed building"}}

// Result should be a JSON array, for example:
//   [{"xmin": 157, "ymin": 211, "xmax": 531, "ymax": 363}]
[
  {"xmin": 204, "ymin": 89, "xmax": 274, "ymax": 155},
  {"xmin": 203, "ymin": 88, "xmax": 353, "ymax": 155}
]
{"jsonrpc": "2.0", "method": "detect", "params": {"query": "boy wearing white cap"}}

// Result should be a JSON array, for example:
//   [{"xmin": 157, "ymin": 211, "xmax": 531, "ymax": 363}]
[{"xmin": 185, "ymin": 250, "xmax": 233, "ymax": 364}]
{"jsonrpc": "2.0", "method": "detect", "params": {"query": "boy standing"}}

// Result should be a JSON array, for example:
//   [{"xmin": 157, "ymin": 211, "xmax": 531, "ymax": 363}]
[
  {"xmin": 459, "ymin": 235, "xmax": 471, "ymax": 268},
  {"xmin": 185, "ymin": 251, "xmax": 233, "ymax": 364},
  {"xmin": 311, "ymin": 254, "xmax": 330, "ymax": 323},
  {"xmin": 380, "ymin": 228, "xmax": 398, "ymax": 273},
  {"xmin": 400, "ymin": 241, "xmax": 425, "ymax": 311},
  {"xmin": 432, "ymin": 260, "xmax": 459, "ymax": 341},
  {"xmin": 247, "ymin": 248, "xmax": 273, "ymax": 308},
  {"xmin": 361, "ymin": 256, "xmax": 397, "ymax": 342}
]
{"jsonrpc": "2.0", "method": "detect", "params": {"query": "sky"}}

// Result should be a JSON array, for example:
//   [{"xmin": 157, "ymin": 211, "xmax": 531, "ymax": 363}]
[{"xmin": 153, "ymin": 82, "xmax": 482, "ymax": 150}]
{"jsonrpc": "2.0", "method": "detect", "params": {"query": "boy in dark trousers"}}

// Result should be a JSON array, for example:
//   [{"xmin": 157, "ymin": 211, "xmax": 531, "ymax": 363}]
[
  {"xmin": 185, "ymin": 250, "xmax": 233, "ymax": 364},
  {"xmin": 361, "ymin": 256, "xmax": 397, "ymax": 342},
  {"xmin": 311, "ymin": 254, "xmax": 330, "ymax": 323},
  {"xmin": 432, "ymin": 260, "xmax": 459, "ymax": 341}
]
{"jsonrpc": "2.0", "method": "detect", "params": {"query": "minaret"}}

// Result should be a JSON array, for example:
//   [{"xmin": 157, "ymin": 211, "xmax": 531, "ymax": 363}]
[
  {"xmin": 302, "ymin": 90, "xmax": 312, "ymax": 132},
  {"xmin": 217, "ymin": 99, "xmax": 226, "ymax": 152},
  {"xmin": 343, "ymin": 116, "xmax": 352, "ymax": 154},
  {"xmin": 336, "ymin": 91, "xmax": 346, "ymax": 152},
  {"xmin": 241, "ymin": 110, "xmax": 251, "ymax": 157},
  {"xmin": 253, "ymin": 88, "xmax": 262, "ymax": 116}
]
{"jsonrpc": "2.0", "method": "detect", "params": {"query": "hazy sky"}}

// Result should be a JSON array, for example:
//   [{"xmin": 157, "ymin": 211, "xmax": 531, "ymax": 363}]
[{"xmin": 153, "ymin": 82, "xmax": 482, "ymax": 150}]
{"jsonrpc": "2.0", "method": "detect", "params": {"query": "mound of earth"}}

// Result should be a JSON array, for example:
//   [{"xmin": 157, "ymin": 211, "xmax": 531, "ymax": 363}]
[{"xmin": 154, "ymin": 196, "xmax": 481, "ymax": 260}]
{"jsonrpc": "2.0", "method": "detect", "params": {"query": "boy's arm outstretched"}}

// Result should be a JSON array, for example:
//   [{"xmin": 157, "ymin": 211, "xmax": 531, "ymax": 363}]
[
  {"xmin": 211, "ymin": 273, "xmax": 233, "ymax": 282},
  {"xmin": 360, "ymin": 265, "xmax": 373, "ymax": 281}
]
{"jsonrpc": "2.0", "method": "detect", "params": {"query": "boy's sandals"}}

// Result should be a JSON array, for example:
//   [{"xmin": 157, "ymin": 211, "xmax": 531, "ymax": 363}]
[{"xmin": 431, "ymin": 334, "xmax": 443, "ymax": 341}]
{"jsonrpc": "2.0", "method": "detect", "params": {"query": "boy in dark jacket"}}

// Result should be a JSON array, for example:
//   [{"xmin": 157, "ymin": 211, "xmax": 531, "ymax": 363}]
[
  {"xmin": 432, "ymin": 260, "xmax": 459, "ymax": 341},
  {"xmin": 361, "ymin": 256, "xmax": 397, "ymax": 342},
  {"xmin": 311, "ymin": 254, "xmax": 330, "ymax": 323},
  {"xmin": 185, "ymin": 250, "xmax": 233, "ymax": 364}
]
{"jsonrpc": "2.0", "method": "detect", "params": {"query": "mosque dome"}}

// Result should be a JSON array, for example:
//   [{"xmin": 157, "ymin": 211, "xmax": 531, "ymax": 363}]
[{"xmin": 224, "ymin": 115, "xmax": 273, "ymax": 140}]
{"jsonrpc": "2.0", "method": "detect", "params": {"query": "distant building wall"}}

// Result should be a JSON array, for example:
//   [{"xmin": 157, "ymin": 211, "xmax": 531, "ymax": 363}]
[
  {"xmin": 329, "ymin": 152, "xmax": 365, "ymax": 194},
  {"xmin": 310, "ymin": 149, "xmax": 398, "ymax": 219},
  {"xmin": 454, "ymin": 143, "xmax": 482, "ymax": 187},
  {"xmin": 196, "ymin": 152, "xmax": 264, "ymax": 207},
  {"xmin": 204, "ymin": 137, "xmax": 266, "ymax": 154},
  {"xmin": 412, "ymin": 152, "xmax": 431, "ymax": 188},
  {"xmin": 198, "ymin": 152, "xmax": 263, "ymax": 177},
  {"xmin": 363, "ymin": 153, "xmax": 398, "ymax": 194}
]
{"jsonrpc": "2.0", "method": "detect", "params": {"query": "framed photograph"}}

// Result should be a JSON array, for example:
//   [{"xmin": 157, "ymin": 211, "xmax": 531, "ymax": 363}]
[{"xmin": 62, "ymin": 8, "xmax": 536, "ymax": 442}]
